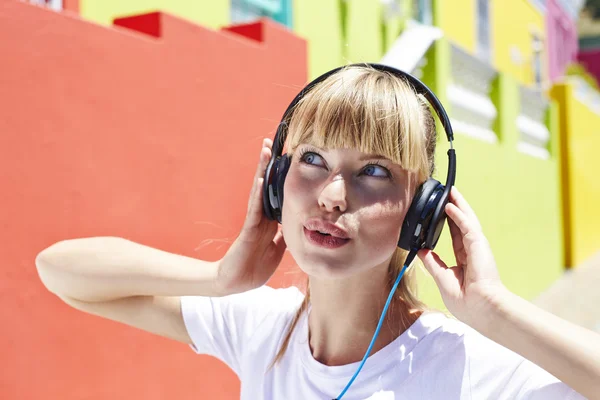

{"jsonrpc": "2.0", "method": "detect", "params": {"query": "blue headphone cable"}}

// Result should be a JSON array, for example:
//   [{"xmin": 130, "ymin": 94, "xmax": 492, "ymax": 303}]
[{"xmin": 333, "ymin": 249, "xmax": 419, "ymax": 400}]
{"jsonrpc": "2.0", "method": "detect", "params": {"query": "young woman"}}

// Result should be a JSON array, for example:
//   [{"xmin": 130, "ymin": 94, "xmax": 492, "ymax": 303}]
[{"xmin": 36, "ymin": 64, "xmax": 599, "ymax": 400}]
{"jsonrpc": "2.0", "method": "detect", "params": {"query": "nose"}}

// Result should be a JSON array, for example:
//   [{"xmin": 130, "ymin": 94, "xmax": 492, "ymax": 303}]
[{"xmin": 318, "ymin": 177, "xmax": 348, "ymax": 213}]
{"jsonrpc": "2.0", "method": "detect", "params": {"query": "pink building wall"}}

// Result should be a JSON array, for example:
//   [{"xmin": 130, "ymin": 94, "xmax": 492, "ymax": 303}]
[{"xmin": 547, "ymin": 0, "xmax": 579, "ymax": 82}]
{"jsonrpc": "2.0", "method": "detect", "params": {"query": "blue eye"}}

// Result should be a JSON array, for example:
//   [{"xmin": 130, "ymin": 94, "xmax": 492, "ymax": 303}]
[
  {"xmin": 304, "ymin": 153, "xmax": 317, "ymax": 163},
  {"xmin": 363, "ymin": 164, "xmax": 391, "ymax": 178},
  {"xmin": 300, "ymin": 151, "xmax": 325, "ymax": 166},
  {"xmin": 297, "ymin": 148, "xmax": 392, "ymax": 179}
]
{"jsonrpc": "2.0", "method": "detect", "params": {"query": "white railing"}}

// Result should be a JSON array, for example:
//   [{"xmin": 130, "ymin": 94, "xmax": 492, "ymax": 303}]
[
  {"xmin": 380, "ymin": 0, "xmax": 404, "ymax": 19},
  {"xmin": 557, "ymin": 0, "xmax": 584, "ymax": 20},
  {"xmin": 448, "ymin": 44, "xmax": 498, "ymax": 143},
  {"xmin": 28, "ymin": 0, "xmax": 62, "ymax": 11},
  {"xmin": 571, "ymin": 76, "xmax": 600, "ymax": 115},
  {"xmin": 528, "ymin": 0, "xmax": 547, "ymax": 13},
  {"xmin": 517, "ymin": 85, "xmax": 551, "ymax": 159},
  {"xmin": 380, "ymin": 19, "xmax": 442, "ymax": 75}
]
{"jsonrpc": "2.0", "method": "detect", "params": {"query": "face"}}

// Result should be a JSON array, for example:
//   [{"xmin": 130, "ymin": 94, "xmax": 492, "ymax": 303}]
[{"xmin": 281, "ymin": 143, "xmax": 415, "ymax": 280}]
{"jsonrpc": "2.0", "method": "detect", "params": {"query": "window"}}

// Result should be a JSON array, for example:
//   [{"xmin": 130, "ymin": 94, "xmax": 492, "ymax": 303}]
[
  {"xmin": 381, "ymin": 0, "xmax": 403, "ymax": 19},
  {"xmin": 532, "ymin": 33, "xmax": 544, "ymax": 86},
  {"xmin": 29, "ymin": 0, "xmax": 62, "ymax": 11},
  {"xmin": 231, "ymin": 0, "xmax": 292, "ymax": 28},
  {"xmin": 412, "ymin": 0, "xmax": 432, "ymax": 25},
  {"xmin": 528, "ymin": 0, "xmax": 547, "ymax": 13},
  {"xmin": 558, "ymin": 0, "xmax": 583, "ymax": 20},
  {"xmin": 476, "ymin": 0, "xmax": 491, "ymax": 63}
]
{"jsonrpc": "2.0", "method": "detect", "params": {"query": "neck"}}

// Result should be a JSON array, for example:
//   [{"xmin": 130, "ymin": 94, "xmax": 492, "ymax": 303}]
[{"xmin": 306, "ymin": 263, "xmax": 421, "ymax": 367}]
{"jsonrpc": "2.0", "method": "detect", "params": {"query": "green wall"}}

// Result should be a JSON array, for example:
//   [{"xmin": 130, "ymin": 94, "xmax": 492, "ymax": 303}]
[
  {"xmin": 414, "ymin": 39, "xmax": 564, "ymax": 310},
  {"xmin": 80, "ymin": 0, "xmax": 229, "ymax": 29},
  {"xmin": 293, "ymin": 0, "xmax": 412, "ymax": 79}
]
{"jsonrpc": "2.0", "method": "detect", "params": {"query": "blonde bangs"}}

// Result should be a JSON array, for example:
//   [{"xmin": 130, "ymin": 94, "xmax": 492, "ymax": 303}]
[{"xmin": 285, "ymin": 65, "xmax": 436, "ymax": 181}]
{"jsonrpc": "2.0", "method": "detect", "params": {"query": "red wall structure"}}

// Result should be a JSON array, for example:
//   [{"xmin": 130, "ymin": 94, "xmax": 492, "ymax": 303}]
[
  {"xmin": 0, "ymin": 1, "xmax": 307, "ymax": 398},
  {"xmin": 578, "ymin": 49, "xmax": 600, "ymax": 87}
]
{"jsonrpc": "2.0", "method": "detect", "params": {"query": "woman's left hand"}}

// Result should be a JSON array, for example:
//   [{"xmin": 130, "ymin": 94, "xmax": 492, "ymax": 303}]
[{"xmin": 417, "ymin": 187, "xmax": 507, "ymax": 327}]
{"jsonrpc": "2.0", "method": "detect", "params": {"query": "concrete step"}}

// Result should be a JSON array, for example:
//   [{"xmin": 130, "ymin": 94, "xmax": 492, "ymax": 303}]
[{"xmin": 533, "ymin": 250, "xmax": 600, "ymax": 333}]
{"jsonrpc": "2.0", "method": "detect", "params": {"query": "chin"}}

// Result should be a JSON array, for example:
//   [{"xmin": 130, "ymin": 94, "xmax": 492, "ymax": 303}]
[
  {"xmin": 293, "ymin": 250, "xmax": 361, "ymax": 280},
  {"xmin": 301, "ymin": 264, "xmax": 357, "ymax": 280}
]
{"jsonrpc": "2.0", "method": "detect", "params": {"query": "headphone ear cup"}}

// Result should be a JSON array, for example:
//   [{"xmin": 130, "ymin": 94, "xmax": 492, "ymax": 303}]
[
  {"xmin": 262, "ymin": 157, "xmax": 277, "ymax": 221},
  {"xmin": 273, "ymin": 154, "xmax": 291, "ymax": 223},
  {"xmin": 424, "ymin": 186, "xmax": 451, "ymax": 249},
  {"xmin": 398, "ymin": 178, "xmax": 444, "ymax": 250},
  {"xmin": 262, "ymin": 154, "xmax": 291, "ymax": 223}
]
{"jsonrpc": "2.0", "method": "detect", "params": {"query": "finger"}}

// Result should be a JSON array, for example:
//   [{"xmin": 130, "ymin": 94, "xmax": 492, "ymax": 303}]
[
  {"xmin": 246, "ymin": 150, "xmax": 272, "ymax": 226},
  {"xmin": 262, "ymin": 229, "xmax": 287, "ymax": 271},
  {"xmin": 247, "ymin": 144, "xmax": 272, "ymax": 211},
  {"xmin": 254, "ymin": 141, "xmax": 272, "ymax": 181},
  {"xmin": 272, "ymin": 229, "xmax": 287, "ymax": 257},
  {"xmin": 418, "ymin": 249, "xmax": 463, "ymax": 295},
  {"xmin": 445, "ymin": 202, "xmax": 474, "ymax": 238},
  {"xmin": 450, "ymin": 187, "xmax": 481, "ymax": 230},
  {"xmin": 246, "ymin": 175, "xmax": 268, "ymax": 227},
  {"xmin": 417, "ymin": 248, "xmax": 449, "ymax": 284},
  {"xmin": 447, "ymin": 212, "xmax": 462, "ymax": 242}
]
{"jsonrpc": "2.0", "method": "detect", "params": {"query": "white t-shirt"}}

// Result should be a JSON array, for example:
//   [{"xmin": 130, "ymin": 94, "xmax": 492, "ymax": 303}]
[{"xmin": 180, "ymin": 285, "xmax": 587, "ymax": 400}]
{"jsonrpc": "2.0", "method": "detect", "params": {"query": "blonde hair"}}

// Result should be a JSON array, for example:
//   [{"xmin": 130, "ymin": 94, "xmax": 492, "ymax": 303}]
[{"xmin": 269, "ymin": 64, "xmax": 438, "ymax": 369}]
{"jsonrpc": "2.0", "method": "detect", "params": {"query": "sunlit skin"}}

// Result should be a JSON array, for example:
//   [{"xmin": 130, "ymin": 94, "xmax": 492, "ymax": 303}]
[{"xmin": 281, "ymin": 143, "xmax": 420, "ymax": 366}]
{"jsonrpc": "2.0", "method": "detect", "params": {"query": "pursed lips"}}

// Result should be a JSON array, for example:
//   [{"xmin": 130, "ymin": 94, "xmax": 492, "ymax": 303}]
[{"xmin": 303, "ymin": 218, "xmax": 350, "ymax": 239}]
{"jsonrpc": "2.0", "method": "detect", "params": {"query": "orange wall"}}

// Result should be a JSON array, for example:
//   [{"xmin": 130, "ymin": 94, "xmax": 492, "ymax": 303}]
[
  {"xmin": 63, "ymin": 0, "xmax": 79, "ymax": 13},
  {"xmin": 0, "ymin": 1, "xmax": 306, "ymax": 399}
]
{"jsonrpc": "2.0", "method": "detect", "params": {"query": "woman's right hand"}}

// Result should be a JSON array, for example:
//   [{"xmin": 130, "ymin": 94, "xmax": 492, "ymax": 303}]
[{"xmin": 216, "ymin": 138, "xmax": 287, "ymax": 295}]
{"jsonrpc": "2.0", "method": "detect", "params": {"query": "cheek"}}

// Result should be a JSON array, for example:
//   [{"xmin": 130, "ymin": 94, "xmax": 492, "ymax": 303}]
[
  {"xmin": 281, "ymin": 164, "xmax": 322, "ymax": 214},
  {"xmin": 280, "ymin": 169, "xmax": 310, "ymax": 234},
  {"xmin": 357, "ymin": 201, "xmax": 407, "ymax": 247}
]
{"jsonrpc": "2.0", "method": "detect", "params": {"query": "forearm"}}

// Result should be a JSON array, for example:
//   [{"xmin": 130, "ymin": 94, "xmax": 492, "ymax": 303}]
[
  {"xmin": 36, "ymin": 236, "xmax": 225, "ymax": 302},
  {"xmin": 475, "ymin": 287, "xmax": 600, "ymax": 399}
]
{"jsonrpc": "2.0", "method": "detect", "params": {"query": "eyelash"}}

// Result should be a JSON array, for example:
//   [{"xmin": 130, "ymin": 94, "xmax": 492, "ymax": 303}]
[{"xmin": 297, "ymin": 147, "xmax": 392, "ymax": 179}]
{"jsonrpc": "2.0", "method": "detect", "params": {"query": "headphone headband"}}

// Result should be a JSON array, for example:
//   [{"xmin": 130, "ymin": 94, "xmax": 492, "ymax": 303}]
[
  {"xmin": 271, "ymin": 63, "xmax": 454, "ymax": 158},
  {"xmin": 263, "ymin": 62, "xmax": 457, "ymax": 250}
]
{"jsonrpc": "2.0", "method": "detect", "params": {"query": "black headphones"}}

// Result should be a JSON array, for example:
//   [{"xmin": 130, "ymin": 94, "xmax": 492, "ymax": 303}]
[{"xmin": 262, "ymin": 63, "xmax": 456, "ymax": 252}]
